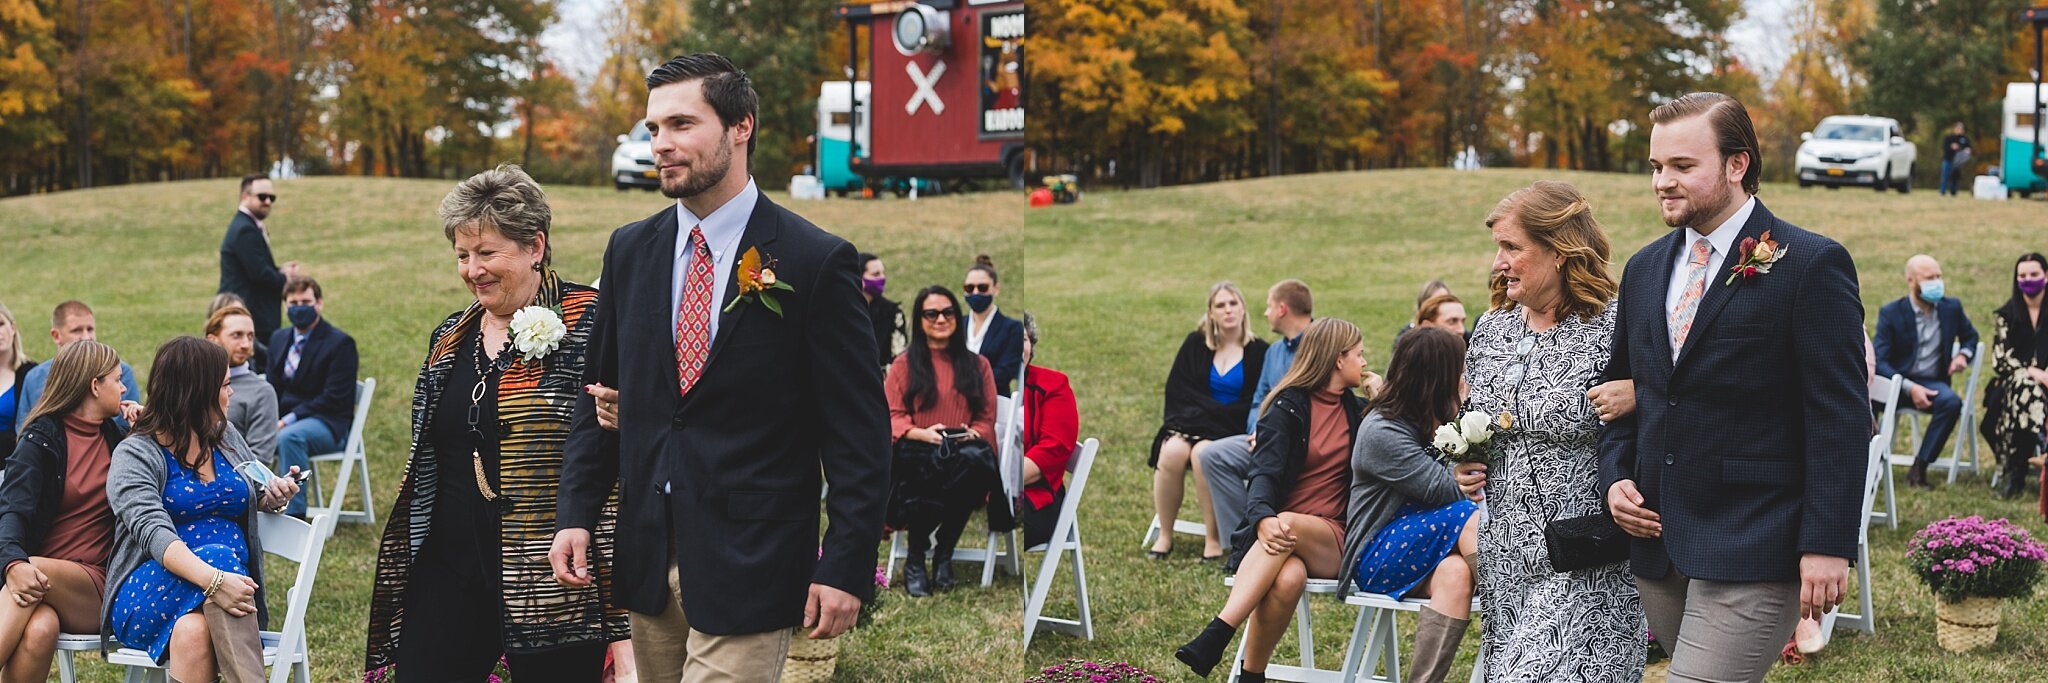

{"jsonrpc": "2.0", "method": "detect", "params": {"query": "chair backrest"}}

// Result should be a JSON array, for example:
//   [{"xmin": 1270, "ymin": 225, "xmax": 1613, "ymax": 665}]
[
  {"xmin": 1958, "ymin": 341, "xmax": 1987, "ymax": 406},
  {"xmin": 995, "ymin": 395, "xmax": 1021, "ymax": 499},
  {"xmin": 1859, "ymin": 434, "xmax": 1884, "ymax": 545},
  {"xmin": 1870, "ymin": 373, "xmax": 1902, "ymax": 445},
  {"xmin": 1055, "ymin": 439, "xmax": 1098, "ymax": 533},
  {"xmin": 343, "ymin": 378, "xmax": 376, "ymax": 455},
  {"xmin": 258, "ymin": 511, "xmax": 335, "ymax": 683}
]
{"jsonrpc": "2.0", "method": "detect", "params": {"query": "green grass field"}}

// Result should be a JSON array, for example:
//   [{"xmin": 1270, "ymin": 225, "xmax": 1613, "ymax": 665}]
[
  {"xmin": 1, "ymin": 177, "xmax": 1021, "ymax": 682},
  {"xmin": 1021, "ymin": 169, "xmax": 2048, "ymax": 682}
]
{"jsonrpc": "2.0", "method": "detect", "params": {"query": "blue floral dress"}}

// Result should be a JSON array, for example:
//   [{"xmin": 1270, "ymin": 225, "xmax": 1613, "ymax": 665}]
[{"xmin": 108, "ymin": 447, "xmax": 252, "ymax": 663}]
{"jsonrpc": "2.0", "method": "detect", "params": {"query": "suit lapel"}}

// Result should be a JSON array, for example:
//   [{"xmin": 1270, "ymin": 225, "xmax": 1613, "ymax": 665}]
[
  {"xmin": 642, "ymin": 205, "xmax": 682, "ymax": 398},
  {"xmin": 1674, "ymin": 201, "xmax": 1772, "ymax": 370},
  {"xmin": 1641, "ymin": 230, "xmax": 1680, "ymax": 370}
]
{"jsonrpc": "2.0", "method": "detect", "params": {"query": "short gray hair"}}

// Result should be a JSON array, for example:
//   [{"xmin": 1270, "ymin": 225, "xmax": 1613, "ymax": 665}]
[{"xmin": 439, "ymin": 164, "xmax": 553, "ymax": 266}]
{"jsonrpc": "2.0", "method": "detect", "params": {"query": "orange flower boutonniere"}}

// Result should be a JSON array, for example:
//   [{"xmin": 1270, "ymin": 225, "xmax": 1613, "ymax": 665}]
[
  {"xmin": 726, "ymin": 246, "xmax": 797, "ymax": 316},
  {"xmin": 1725, "ymin": 230, "xmax": 1789, "ymax": 286}
]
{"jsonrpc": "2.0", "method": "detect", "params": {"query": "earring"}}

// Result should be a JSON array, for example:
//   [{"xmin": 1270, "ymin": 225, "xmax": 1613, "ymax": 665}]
[{"xmin": 532, "ymin": 262, "xmax": 543, "ymax": 273}]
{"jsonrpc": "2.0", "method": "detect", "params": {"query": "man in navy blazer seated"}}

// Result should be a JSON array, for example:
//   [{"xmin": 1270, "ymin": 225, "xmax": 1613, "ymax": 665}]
[
  {"xmin": 1600, "ymin": 92, "xmax": 1866, "ymax": 682},
  {"xmin": 267, "ymin": 275, "xmax": 359, "ymax": 516},
  {"xmin": 1874, "ymin": 254, "xmax": 1979, "ymax": 489}
]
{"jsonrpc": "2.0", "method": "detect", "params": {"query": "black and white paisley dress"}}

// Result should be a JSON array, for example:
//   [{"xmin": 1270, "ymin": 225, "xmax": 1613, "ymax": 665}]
[{"xmin": 1466, "ymin": 302, "xmax": 1644, "ymax": 682}]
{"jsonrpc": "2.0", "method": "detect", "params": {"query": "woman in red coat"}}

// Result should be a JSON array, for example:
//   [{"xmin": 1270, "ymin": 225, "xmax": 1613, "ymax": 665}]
[{"xmin": 1018, "ymin": 313, "xmax": 1079, "ymax": 547}]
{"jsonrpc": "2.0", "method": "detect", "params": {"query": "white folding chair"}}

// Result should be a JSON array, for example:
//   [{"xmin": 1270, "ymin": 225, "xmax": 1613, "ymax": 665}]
[
  {"xmin": 1339, "ymin": 592, "xmax": 1485, "ymax": 683},
  {"xmin": 1216, "ymin": 577, "xmax": 1352, "ymax": 683},
  {"xmin": 1819, "ymin": 434, "xmax": 1885, "ymax": 644},
  {"xmin": 54, "ymin": 632, "xmax": 100, "ymax": 683},
  {"xmin": 1022, "ymin": 438, "xmax": 1099, "ymax": 649},
  {"xmin": 883, "ymin": 395, "xmax": 1025, "ymax": 588},
  {"xmin": 306, "ymin": 378, "xmax": 376, "ymax": 525},
  {"xmin": 1140, "ymin": 515, "xmax": 1211, "ymax": 551},
  {"xmin": 107, "ymin": 512, "xmax": 337, "ymax": 683},
  {"xmin": 1891, "ymin": 342, "xmax": 1986, "ymax": 483},
  {"xmin": 1868, "ymin": 374, "xmax": 1902, "ymax": 529}
]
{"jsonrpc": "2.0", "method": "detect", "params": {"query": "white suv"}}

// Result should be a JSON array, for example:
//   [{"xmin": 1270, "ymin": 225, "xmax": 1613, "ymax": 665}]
[
  {"xmin": 611, "ymin": 122, "xmax": 658, "ymax": 191},
  {"xmin": 1795, "ymin": 115, "xmax": 1917, "ymax": 193}
]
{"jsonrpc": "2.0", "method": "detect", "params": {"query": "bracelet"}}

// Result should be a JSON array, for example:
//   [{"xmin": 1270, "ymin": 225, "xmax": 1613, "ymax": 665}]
[{"xmin": 203, "ymin": 571, "xmax": 224, "ymax": 598}]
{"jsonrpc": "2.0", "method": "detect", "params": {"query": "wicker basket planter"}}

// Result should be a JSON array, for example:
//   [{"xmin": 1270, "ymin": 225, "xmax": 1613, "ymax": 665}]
[{"xmin": 1934, "ymin": 596, "xmax": 2001, "ymax": 652}]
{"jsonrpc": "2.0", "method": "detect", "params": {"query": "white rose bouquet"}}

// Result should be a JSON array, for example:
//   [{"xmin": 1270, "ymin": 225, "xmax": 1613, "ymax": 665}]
[
  {"xmin": 1430, "ymin": 410, "xmax": 1505, "ymax": 464},
  {"xmin": 509, "ymin": 305, "xmax": 567, "ymax": 361}
]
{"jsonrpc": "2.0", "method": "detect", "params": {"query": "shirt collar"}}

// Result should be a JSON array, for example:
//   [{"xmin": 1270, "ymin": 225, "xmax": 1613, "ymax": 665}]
[
  {"xmin": 674, "ymin": 177, "xmax": 759, "ymax": 256},
  {"xmin": 1282, "ymin": 331, "xmax": 1302, "ymax": 351},
  {"xmin": 229, "ymin": 362, "xmax": 255, "ymax": 378},
  {"xmin": 1684, "ymin": 196, "xmax": 1755, "ymax": 259}
]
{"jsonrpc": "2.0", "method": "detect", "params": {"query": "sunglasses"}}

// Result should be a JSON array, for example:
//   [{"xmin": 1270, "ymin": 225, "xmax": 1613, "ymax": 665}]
[
  {"xmin": 920, "ymin": 308, "xmax": 960, "ymax": 321},
  {"xmin": 255, "ymin": 193, "xmax": 277, "ymax": 203},
  {"xmin": 961, "ymin": 283, "xmax": 992, "ymax": 294}
]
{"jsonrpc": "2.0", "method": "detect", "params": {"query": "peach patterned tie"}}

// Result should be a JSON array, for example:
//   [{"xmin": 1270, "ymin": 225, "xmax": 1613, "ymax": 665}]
[{"xmin": 1668, "ymin": 237, "xmax": 1712, "ymax": 362}]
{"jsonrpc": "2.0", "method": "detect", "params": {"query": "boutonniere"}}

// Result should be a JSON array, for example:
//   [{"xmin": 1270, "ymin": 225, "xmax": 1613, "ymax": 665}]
[
  {"xmin": 1725, "ymin": 230, "xmax": 1789, "ymax": 285},
  {"xmin": 508, "ymin": 305, "xmax": 567, "ymax": 361},
  {"xmin": 725, "ymin": 246, "xmax": 796, "ymax": 316}
]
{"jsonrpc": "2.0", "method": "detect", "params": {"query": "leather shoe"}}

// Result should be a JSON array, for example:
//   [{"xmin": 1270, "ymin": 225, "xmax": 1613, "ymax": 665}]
[{"xmin": 1906, "ymin": 464, "xmax": 1934, "ymax": 490}]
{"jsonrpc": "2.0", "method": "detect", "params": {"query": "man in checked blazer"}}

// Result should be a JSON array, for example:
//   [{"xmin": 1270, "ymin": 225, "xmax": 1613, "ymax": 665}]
[{"xmin": 1596, "ymin": 92, "xmax": 1867, "ymax": 682}]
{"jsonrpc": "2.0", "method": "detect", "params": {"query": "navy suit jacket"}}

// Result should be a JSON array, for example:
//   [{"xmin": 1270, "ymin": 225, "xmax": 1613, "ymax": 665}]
[
  {"xmin": 219, "ymin": 211, "xmax": 286, "ymax": 339},
  {"xmin": 1873, "ymin": 296, "xmax": 1979, "ymax": 384},
  {"xmin": 1598, "ymin": 201, "xmax": 1869, "ymax": 582},
  {"xmin": 266, "ymin": 320, "xmax": 358, "ymax": 438},
  {"xmin": 977, "ymin": 310, "xmax": 1026, "ymax": 397}
]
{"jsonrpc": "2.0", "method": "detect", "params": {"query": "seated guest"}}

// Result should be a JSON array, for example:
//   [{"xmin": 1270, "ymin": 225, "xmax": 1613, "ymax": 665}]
[
  {"xmin": 1875, "ymin": 254, "xmax": 1978, "ymax": 489},
  {"xmin": 0, "ymin": 301, "xmax": 35, "ymax": 455},
  {"xmin": 204, "ymin": 305, "xmax": 279, "ymax": 466},
  {"xmin": 0, "ymin": 341, "xmax": 126, "ymax": 682},
  {"xmin": 1344, "ymin": 327, "xmax": 1485, "ymax": 683},
  {"xmin": 15, "ymin": 301, "xmax": 141, "ymax": 433},
  {"xmin": 266, "ymin": 276, "xmax": 359, "ymax": 516},
  {"xmin": 886, "ymin": 286, "xmax": 998, "ymax": 597},
  {"xmin": 964, "ymin": 255, "xmax": 1025, "ymax": 396},
  {"xmin": 1150, "ymin": 282, "xmax": 1269, "ymax": 561},
  {"xmin": 1395, "ymin": 279, "xmax": 1454, "ymax": 344},
  {"xmin": 1982, "ymin": 253, "xmax": 2048, "ymax": 502},
  {"xmin": 1173, "ymin": 318, "xmax": 1370, "ymax": 681},
  {"xmin": 106, "ymin": 337, "xmax": 299, "ymax": 683},
  {"xmin": 1017, "ymin": 312, "xmax": 1079, "ymax": 548},
  {"xmin": 1413, "ymin": 293, "xmax": 1468, "ymax": 337},
  {"xmin": 862, "ymin": 252, "xmax": 909, "ymax": 370},
  {"xmin": 1194, "ymin": 279, "xmax": 1314, "ymax": 558}
]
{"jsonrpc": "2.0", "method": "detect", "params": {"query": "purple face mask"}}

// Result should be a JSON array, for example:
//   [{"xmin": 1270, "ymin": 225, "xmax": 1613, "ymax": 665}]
[
  {"xmin": 862, "ymin": 276, "xmax": 887, "ymax": 297},
  {"xmin": 2020, "ymin": 278, "xmax": 2047, "ymax": 296}
]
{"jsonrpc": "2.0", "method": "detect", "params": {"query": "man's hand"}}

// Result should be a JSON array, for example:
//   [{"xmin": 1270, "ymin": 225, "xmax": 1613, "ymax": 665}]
[
  {"xmin": 1910, "ymin": 384, "xmax": 1935, "ymax": 411},
  {"xmin": 586, "ymin": 384, "xmax": 620, "ymax": 432},
  {"xmin": 1453, "ymin": 462, "xmax": 1488, "ymax": 502},
  {"xmin": 549, "ymin": 528, "xmax": 594, "ymax": 588},
  {"xmin": 1586, "ymin": 379, "xmax": 1636, "ymax": 422},
  {"xmin": 803, "ymin": 583, "xmax": 862, "ymax": 639},
  {"xmin": 1799, "ymin": 554, "xmax": 1850, "ymax": 621},
  {"xmin": 284, "ymin": 261, "xmax": 300, "ymax": 278},
  {"xmin": 1607, "ymin": 480, "xmax": 1661, "ymax": 538},
  {"xmin": 1949, "ymin": 353, "xmax": 1970, "ymax": 376}
]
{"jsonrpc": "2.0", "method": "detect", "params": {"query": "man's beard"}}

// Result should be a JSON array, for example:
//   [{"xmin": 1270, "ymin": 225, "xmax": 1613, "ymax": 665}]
[
  {"xmin": 249, "ymin": 205, "xmax": 270, "ymax": 220},
  {"xmin": 1664, "ymin": 179, "xmax": 1731, "ymax": 229},
  {"xmin": 661, "ymin": 133, "xmax": 735, "ymax": 200}
]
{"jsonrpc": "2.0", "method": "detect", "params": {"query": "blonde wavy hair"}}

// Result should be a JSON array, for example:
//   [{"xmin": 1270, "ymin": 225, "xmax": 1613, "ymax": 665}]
[
  {"xmin": 1484, "ymin": 180, "xmax": 1618, "ymax": 322},
  {"xmin": 1198, "ymin": 281, "xmax": 1256, "ymax": 351},
  {"xmin": 0, "ymin": 301, "xmax": 28, "ymax": 371}
]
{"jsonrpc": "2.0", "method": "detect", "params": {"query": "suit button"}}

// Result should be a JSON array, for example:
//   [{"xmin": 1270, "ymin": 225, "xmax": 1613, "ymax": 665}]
[
  {"xmin": 672, "ymin": 414, "xmax": 686, "ymax": 428},
  {"xmin": 1668, "ymin": 398, "xmax": 1678, "ymax": 407},
  {"xmin": 1664, "ymin": 454, "xmax": 1675, "ymax": 465}
]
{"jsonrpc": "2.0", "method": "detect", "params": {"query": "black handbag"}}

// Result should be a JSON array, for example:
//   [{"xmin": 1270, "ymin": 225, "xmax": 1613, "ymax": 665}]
[{"xmin": 1543, "ymin": 512, "xmax": 1631, "ymax": 573}]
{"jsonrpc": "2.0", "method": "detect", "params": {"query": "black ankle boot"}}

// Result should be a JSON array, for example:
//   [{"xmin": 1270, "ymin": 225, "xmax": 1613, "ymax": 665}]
[
  {"xmin": 1174, "ymin": 617, "xmax": 1236, "ymax": 677},
  {"xmin": 904, "ymin": 558, "xmax": 931, "ymax": 597},
  {"xmin": 1238, "ymin": 669, "xmax": 1266, "ymax": 683},
  {"xmin": 931, "ymin": 546, "xmax": 958, "ymax": 591}
]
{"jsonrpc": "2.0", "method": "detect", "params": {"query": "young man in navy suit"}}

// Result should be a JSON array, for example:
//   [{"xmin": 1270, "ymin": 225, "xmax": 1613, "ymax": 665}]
[
  {"xmin": 267, "ymin": 276, "xmax": 358, "ymax": 516},
  {"xmin": 1598, "ymin": 92, "xmax": 1867, "ymax": 682},
  {"xmin": 1874, "ymin": 254, "xmax": 1978, "ymax": 489}
]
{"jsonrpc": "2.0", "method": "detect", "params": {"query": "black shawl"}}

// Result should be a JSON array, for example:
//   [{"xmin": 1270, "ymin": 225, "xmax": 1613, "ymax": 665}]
[{"xmin": 1149, "ymin": 330, "xmax": 1268, "ymax": 467}]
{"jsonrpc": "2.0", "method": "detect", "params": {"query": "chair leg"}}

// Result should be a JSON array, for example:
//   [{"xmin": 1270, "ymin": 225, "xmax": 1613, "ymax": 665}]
[
  {"xmin": 1071, "ymin": 527, "xmax": 1094, "ymax": 640},
  {"xmin": 884, "ymin": 530, "xmax": 904, "ymax": 587},
  {"xmin": 355, "ymin": 454, "xmax": 377, "ymax": 524},
  {"xmin": 1294, "ymin": 593, "xmax": 1315, "ymax": 670},
  {"xmin": 1880, "ymin": 455, "xmax": 1898, "ymax": 529},
  {"xmin": 981, "ymin": 531, "xmax": 999, "ymax": 588},
  {"xmin": 1141, "ymin": 515, "xmax": 1161, "ymax": 550},
  {"xmin": 56, "ymin": 650, "xmax": 76, "ymax": 683}
]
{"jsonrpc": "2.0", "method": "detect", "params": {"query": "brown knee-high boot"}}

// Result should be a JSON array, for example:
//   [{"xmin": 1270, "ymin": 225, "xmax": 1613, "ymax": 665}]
[
  {"xmin": 1406, "ymin": 606, "xmax": 1469, "ymax": 683},
  {"xmin": 203, "ymin": 602, "xmax": 266, "ymax": 683}
]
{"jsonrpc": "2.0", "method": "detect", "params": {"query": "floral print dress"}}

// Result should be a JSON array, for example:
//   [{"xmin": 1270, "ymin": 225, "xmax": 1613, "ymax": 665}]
[{"xmin": 108, "ymin": 447, "xmax": 252, "ymax": 663}]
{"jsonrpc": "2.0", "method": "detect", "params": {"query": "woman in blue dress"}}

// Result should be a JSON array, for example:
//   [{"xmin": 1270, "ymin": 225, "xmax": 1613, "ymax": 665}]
[
  {"xmin": 1339, "ymin": 327, "xmax": 1488, "ymax": 683},
  {"xmin": 104, "ymin": 337, "xmax": 298, "ymax": 683}
]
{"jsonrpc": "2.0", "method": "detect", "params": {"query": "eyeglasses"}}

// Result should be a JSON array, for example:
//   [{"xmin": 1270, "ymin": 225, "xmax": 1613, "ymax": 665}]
[
  {"xmin": 962, "ymin": 283, "xmax": 992, "ymax": 294},
  {"xmin": 255, "ymin": 193, "xmax": 277, "ymax": 203},
  {"xmin": 920, "ymin": 308, "xmax": 960, "ymax": 321}
]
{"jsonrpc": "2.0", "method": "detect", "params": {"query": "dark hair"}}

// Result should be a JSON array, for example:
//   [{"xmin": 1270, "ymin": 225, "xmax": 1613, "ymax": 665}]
[
  {"xmin": 133, "ymin": 336, "xmax": 230, "ymax": 471},
  {"xmin": 2009, "ymin": 253, "xmax": 2048, "ymax": 307},
  {"xmin": 1371, "ymin": 326, "xmax": 1466, "ymax": 433},
  {"xmin": 646, "ymin": 53, "xmax": 758, "ymax": 156},
  {"xmin": 859, "ymin": 252, "xmax": 881, "ymax": 271},
  {"xmin": 968, "ymin": 254, "xmax": 999, "ymax": 284},
  {"xmin": 904, "ymin": 285, "xmax": 987, "ymax": 417},
  {"xmin": 239, "ymin": 173, "xmax": 269, "ymax": 194},
  {"xmin": 284, "ymin": 275, "xmax": 323, "ymax": 301},
  {"xmin": 1650, "ymin": 92, "xmax": 1762, "ymax": 195}
]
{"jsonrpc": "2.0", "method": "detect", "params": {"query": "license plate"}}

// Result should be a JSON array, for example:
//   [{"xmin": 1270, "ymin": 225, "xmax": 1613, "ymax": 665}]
[
  {"xmin": 643, "ymin": 169, "xmax": 658, "ymax": 178},
  {"xmin": 1826, "ymin": 168, "xmax": 1844, "ymax": 176}
]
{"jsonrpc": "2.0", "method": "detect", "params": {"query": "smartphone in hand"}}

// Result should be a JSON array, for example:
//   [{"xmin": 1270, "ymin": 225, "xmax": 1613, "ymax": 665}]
[{"xmin": 936, "ymin": 427, "xmax": 972, "ymax": 441}]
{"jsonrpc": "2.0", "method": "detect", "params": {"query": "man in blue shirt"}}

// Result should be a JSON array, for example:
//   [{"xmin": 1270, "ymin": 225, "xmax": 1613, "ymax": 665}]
[
  {"xmin": 1192, "ymin": 280, "xmax": 1312, "ymax": 558},
  {"xmin": 1874, "ymin": 255, "xmax": 1977, "ymax": 489},
  {"xmin": 14, "ymin": 301, "xmax": 140, "ymax": 431}
]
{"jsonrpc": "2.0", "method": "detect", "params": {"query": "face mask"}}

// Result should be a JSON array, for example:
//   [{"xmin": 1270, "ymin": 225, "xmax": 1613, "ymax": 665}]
[
  {"xmin": 287, "ymin": 304, "xmax": 318, "ymax": 329},
  {"xmin": 862, "ymin": 277, "xmax": 887, "ymax": 297},
  {"xmin": 1918, "ymin": 279, "xmax": 1945, "ymax": 304},
  {"xmin": 965, "ymin": 293, "xmax": 994, "ymax": 313},
  {"xmin": 2020, "ymin": 278, "xmax": 2048, "ymax": 296}
]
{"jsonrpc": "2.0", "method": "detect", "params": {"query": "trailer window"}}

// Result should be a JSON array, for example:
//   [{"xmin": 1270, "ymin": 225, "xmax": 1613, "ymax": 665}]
[{"xmin": 830, "ymin": 112, "xmax": 852, "ymax": 126}]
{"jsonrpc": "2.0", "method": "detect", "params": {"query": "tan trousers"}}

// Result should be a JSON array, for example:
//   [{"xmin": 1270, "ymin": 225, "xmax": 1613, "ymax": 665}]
[
  {"xmin": 1638, "ymin": 567, "xmax": 1800, "ymax": 683},
  {"xmin": 630, "ymin": 561, "xmax": 792, "ymax": 683}
]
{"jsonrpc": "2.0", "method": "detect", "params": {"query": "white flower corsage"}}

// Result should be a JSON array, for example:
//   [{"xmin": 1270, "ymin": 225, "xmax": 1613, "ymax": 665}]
[{"xmin": 508, "ymin": 305, "xmax": 567, "ymax": 361}]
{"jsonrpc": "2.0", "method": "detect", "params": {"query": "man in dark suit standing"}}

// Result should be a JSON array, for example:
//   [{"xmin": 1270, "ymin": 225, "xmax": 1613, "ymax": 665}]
[
  {"xmin": 1597, "ymin": 92, "xmax": 1867, "ymax": 682},
  {"xmin": 267, "ymin": 276, "xmax": 358, "ymax": 516},
  {"xmin": 550, "ymin": 54, "xmax": 889, "ymax": 683},
  {"xmin": 220, "ymin": 173, "xmax": 297, "ymax": 369},
  {"xmin": 1874, "ymin": 254, "xmax": 1979, "ymax": 489}
]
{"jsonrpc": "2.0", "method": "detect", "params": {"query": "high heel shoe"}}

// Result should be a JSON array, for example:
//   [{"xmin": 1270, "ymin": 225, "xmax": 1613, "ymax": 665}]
[{"xmin": 1173, "ymin": 617, "xmax": 1235, "ymax": 677}]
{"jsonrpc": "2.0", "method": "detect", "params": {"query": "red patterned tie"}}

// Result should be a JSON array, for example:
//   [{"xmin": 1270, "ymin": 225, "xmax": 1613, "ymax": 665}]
[{"xmin": 675, "ymin": 226, "xmax": 715, "ymax": 397}]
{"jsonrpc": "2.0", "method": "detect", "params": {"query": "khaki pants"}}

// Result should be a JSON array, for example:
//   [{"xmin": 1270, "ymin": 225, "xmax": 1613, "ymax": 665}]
[
  {"xmin": 1638, "ymin": 567, "xmax": 1800, "ymax": 683},
  {"xmin": 630, "ymin": 561, "xmax": 792, "ymax": 683}
]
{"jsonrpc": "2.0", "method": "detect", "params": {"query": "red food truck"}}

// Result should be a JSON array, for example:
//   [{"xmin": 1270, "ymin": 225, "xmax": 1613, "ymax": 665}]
[{"xmin": 833, "ymin": 0, "xmax": 1025, "ymax": 187}]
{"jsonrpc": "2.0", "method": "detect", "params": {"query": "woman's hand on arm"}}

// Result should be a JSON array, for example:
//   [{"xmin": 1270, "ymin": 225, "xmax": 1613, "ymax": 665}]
[{"xmin": 160, "ymin": 541, "xmax": 259, "ymax": 618}]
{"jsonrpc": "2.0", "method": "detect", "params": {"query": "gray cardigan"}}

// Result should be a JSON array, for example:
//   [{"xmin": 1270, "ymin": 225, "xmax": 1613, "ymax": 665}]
[
  {"xmin": 1341, "ymin": 412, "xmax": 1465, "ymax": 592},
  {"xmin": 102, "ymin": 425, "xmax": 269, "ymax": 651},
  {"xmin": 227, "ymin": 370, "xmax": 280, "ymax": 466}
]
